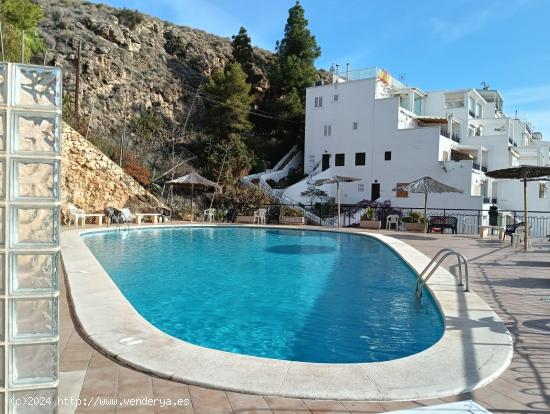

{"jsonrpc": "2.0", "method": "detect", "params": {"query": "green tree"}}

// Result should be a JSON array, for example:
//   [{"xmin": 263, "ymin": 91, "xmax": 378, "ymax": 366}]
[
  {"xmin": 0, "ymin": 0, "xmax": 45, "ymax": 63},
  {"xmin": 272, "ymin": 1, "xmax": 320, "ymax": 104},
  {"xmin": 203, "ymin": 62, "xmax": 255, "ymax": 184},
  {"xmin": 231, "ymin": 27, "xmax": 260, "ymax": 87},
  {"xmin": 266, "ymin": 1, "xmax": 320, "ymax": 146}
]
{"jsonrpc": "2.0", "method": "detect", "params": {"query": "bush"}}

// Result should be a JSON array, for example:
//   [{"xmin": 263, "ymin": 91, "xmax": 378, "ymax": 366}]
[
  {"xmin": 401, "ymin": 212, "xmax": 425, "ymax": 223},
  {"xmin": 116, "ymin": 8, "xmax": 143, "ymax": 29},
  {"xmin": 361, "ymin": 207, "xmax": 375, "ymax": 221},
  {"xmin": 122, "ymin": 152, "xmax": 151, "ymax": 186}
]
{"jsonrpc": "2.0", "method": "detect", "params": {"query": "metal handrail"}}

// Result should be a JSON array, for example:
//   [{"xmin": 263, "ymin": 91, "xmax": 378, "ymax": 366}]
[{"xmin": 415, "ymin": 248, "xmax": 469, "ymax": 299}]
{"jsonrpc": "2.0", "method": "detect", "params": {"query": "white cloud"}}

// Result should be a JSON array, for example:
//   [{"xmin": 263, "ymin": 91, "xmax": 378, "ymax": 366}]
[
  {"xmin": 430, "ymin": 8, "xmax": 491, "ymax": 43},
  {"xmin": 502, "ymin": 84, "xmax": 550, "ymax": 106},
  {"xmin": 516, "ymin": 109, "xmax": 550, "ymax": 139}
]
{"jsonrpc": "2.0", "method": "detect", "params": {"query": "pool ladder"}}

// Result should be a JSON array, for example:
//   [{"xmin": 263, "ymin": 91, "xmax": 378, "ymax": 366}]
[{"xmin": 415, "ymin": 248, "xmax": 469, "ymax": 299}]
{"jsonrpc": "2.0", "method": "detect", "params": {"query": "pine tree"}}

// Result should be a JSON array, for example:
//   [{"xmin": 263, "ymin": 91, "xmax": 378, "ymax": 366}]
[
  {"xmin": 231, "ymin": 27, "xmax": 259, "ymax": 87},
  {"xmin": 266, "ymin": 1, "xmax": 321, "ymax": 146},
  {"xmin": 203, "ymin": 62, "xmax": 255, "ymax": 183},
  {"xmin": 273, "ymin": 1, "xmax": 320, "ymax": 105},
  {"xmin": 0, "ymin": 0, "xmax": 45, "ymax": 63}
]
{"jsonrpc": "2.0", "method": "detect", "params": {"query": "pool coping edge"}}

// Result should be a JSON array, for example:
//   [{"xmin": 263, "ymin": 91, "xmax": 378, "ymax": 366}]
[{"xmin": 60, "ymin": 224, "xmax": 513, "ymax": 401}]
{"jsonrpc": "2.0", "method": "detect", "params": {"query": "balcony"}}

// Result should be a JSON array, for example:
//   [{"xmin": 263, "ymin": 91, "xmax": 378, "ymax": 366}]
[
  {"xmin": 473, "ymin": 162, "xmax": 480, "ymax": 170},
  {"xmin": 451, "ymin": 133, "xmax": 461, "ymax": 143},
  {"xmin": 481, "ymin": 165, "xmax": 488, "ymax": 172}
]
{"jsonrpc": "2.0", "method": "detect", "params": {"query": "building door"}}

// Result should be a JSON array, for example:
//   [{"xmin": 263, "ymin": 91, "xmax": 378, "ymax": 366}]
[
  {"xmin": 371, "ymin": 182, "xmax": 380, "ymax": 201},
  {"xmin": 322, "ymin": 154, "xmax": 330, "ymax": 171}
]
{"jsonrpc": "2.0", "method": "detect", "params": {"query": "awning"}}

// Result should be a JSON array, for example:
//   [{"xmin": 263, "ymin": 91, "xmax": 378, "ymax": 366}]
[
  {"xmin": 451, "ymin": 148, "xmax": 474, "ymax": 160},
  {"xmin": 416, "ymin": 116, "xmax": 448, "ymax": 124}
]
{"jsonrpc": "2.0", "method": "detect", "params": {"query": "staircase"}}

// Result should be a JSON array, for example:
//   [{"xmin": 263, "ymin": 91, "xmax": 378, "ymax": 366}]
[{"xmin": 241, "ymin": 147, "xmax": 364, "ymax": 227}]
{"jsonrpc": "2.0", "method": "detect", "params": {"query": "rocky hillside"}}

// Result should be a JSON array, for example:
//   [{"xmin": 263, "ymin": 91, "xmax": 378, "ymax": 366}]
[
  {"xmin": 35, "ymin": 0, "xmax": 272, "ymax": 138},
  {"xmin": 61, "ymin": 123, "xmax": 162, "ymax": 221}
]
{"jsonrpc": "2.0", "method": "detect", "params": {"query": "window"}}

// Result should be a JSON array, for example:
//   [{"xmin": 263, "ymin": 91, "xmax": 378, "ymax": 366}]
[
  {"xmin": 540, "ymin": 182, "xmax": 547, "ymax": 199},
  {"xmin": 355, "ymin": 152, "xmax": 366, "ymax": 165},
  {"xmin": 476, "ymin": 102, "xmax": 482, "ymax": 118},
  {"xmin": 384, "ymin": 151, "xmax": 392, "ymax": 161},
  {"xmin": 353, "ymin": 121, "xmax": 358, "ymax": 130},
  {"xmin": 314, "ymin": 96, "xmax": 323, "ymax": 108},
  {"xmin": 335, "ymin": 153, "xmax": 345, "ymax": 166},
  {"xmin": 334, "ymin": 94, "xmax": 339, "ymax": 102},
  {"xmin": 358, "ymin": 183, "xmax": 365, "ymax": 192},
  {"xmin": 323, "ymin": 125, "xmax": 332, "ymax": 136},
  {"xmin": 396, "ymin": 182, "xmax": 408, "ymax": 198}
]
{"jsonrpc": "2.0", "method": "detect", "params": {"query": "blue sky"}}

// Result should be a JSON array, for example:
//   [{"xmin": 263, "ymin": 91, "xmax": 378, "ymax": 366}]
[{"xmin": 96, "ymin": 0, "xmax": 549, "ymax": 137}]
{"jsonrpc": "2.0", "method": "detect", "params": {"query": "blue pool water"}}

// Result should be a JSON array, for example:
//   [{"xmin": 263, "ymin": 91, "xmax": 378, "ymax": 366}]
[{"xmin": 83, "ymin": 227, "xmax": 444, "ymax": 363}]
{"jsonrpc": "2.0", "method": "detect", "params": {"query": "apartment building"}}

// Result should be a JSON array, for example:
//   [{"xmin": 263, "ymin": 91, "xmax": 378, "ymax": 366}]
[{"xmin": 282, "ymin": 67, "xmax": 549, "ymax": 212}]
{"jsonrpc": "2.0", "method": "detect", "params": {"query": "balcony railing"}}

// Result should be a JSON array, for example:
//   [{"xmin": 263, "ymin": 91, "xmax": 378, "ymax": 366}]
[
  {"xmin": 508, "ymin": 137, "xmax": 513, "ymax": 145},
  {"xmin": 481, "ymin": 165, "xmax": 488, "ymax": 172},
  {"xmin": 473, "ymin": 162, "xmax": 480, "ymax": 170},
  {"xmin": 469, "ymin": 109, "xmax": 476, "ymax": 118},
  {"xmin": 451, "ymin": 133, "xmax": 461, "ymax": 143},
  {"xmin": 440, "ymin": 129, "xmax": 450, "ymax": 138}
]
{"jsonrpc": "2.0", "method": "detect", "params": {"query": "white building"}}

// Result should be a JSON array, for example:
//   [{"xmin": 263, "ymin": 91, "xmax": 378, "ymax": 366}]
[{"xmin": 281, "ymin": 67, "xmax": 550, "ymax": 213}]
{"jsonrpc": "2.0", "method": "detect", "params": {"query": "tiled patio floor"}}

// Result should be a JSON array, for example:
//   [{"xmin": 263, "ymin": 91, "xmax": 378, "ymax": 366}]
[{"xmin": 59, "ymin": 227, "xmax": 550, "ymax": 413}]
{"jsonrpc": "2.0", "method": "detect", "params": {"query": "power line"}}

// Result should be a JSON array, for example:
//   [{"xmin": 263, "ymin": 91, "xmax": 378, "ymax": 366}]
[{"xmin": 179, "ymin": 83, "xmax": 304, "ymax": 125}]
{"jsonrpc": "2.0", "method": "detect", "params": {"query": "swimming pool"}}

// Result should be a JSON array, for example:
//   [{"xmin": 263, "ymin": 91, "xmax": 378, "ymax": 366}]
[{"xmin": 83, "ymin": 227, "xmax": 444, "ymax": 364}]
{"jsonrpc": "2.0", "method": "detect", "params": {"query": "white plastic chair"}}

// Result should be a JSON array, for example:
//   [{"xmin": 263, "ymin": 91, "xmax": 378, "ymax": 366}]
[
  {"xmin": 386, "ymin": 214, "xmax": 399, "ymax": 230},
  {"xmin": 253, "ymin": 208, "xmax": 267, "ymax": 224},
  {"xmin": 120, "ymin": 208, "xmax": 133, "ymax": 225},
  {"xmin": 203, "ymin": 208, "xmax": 215, "ymax": 222},
  {"xmin": 513, "ymin": 225, "xmax": 533, "ymax": 249},
  {"xmin": 67, "ymin": 203, "xmax": 85, "ymax": 226}
]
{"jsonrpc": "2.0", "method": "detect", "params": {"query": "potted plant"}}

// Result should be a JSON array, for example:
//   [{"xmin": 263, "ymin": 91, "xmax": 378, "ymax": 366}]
[
  {"xmin": 281, "ymin": 207, "xmax": 306, "ymax": 225},
  {"xmin": 359, "ymin": 207, "xmax": 381, "ymax": 229},
  {"xmin": 401, "ymin": 212, "xmax": 425, "ymax": 232}
]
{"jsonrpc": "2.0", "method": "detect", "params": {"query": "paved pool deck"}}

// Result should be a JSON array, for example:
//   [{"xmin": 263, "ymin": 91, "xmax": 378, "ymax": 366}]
[{"xmin": 58, "ymin": 225, "xmax": 550, "ymax": 413}]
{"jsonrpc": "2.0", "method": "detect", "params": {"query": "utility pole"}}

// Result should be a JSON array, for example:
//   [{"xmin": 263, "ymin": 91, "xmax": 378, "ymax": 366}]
[
  {"xmin": 169, "ymin": 81, "xmax": 202, "ymax": 206},
  {"xmin": 20, "ymin": 30, "xmax": 24, "ymax": 63},
  {"xmin": 74, "ymin": 40, "xmax": 82, "ymax": 128},
  {"xmin": 119, "ymin": 62, "xmax": 134, "ymax": 167},
  {"xmin": 0, "ymin": 22, "xmax": 5, "ymax": 61}
]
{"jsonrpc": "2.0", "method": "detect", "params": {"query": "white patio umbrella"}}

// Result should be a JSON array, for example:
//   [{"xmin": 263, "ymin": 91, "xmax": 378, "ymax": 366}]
[
  {"xmin": 393, "ymin": 177, "xmax": 463, "ymax": 233},
  {"xmin": 313, "ymin": 175, "xmax": 361, "ymax": 227},
  {"xmin": 486, "ymin": 165, "xmax": 550, "ymax": 251},
  {"xmin": 167, "ymin": 172, "xmax": 221, "ymax": 222}
]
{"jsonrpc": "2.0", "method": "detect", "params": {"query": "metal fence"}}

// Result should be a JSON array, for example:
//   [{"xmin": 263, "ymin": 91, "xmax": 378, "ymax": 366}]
[{"xmin": 212, "ymin": 201, "xmax": 550, "ymax": 238}]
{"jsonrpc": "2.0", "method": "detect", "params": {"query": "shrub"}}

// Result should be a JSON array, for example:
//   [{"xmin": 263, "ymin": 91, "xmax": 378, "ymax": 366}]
[
  {"xmin": 361, "ymin": 207, "xmax": 375, "ymax": 221},
  {"xmin": 122, "ymin": 152, "xmax": 151, "ymax": 186},
  {"xmin": 116, "ymin": 8, "xmax": 143, "ymax": 29}
]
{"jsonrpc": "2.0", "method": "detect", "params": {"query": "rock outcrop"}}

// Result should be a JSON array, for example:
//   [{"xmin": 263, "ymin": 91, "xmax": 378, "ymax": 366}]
[
  {"xmin": 61, "ymin": 123, "xmax": 162, "ymax": 220},
  {"xmin": 35, "ymin": 0, "xmax": 272, "ymax": 138}
]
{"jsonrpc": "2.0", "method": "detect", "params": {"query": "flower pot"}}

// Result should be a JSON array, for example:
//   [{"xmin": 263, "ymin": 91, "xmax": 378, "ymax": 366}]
[
  {"xmin": 281, "ymin": 216, "xmax": 306, "ymax": 225},
  {"xmin": 360, "ymin": 220, "xmax": 381, "ymax": 229},
  {"xmin": 236, "ymin": 215, "xmax": 255, "ymax": 224},
  {"xmin": 404, "ymin": 222, "xmax": 425, "ymax": 232}
]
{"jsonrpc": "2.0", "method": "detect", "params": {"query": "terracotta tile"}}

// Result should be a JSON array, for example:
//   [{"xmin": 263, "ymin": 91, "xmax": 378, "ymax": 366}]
[
  {"xmin": 188, "ymin": 386, "xmax": 233, "ymax": 414},
  {"xmin": 264, "ymin": 396, "xmax": 311, "ymax": 413},
  {"xmin": 152, "ymin": 378, "xmax": 193, "ymax": 414},
  {"xmin": 226, "ymin": 392, "xmax": 273, "ymax": 414},
  {"xmin": 80, "ymin": 367, "xmax": 120, "ymax": 398},
  {"xmin": 340, "ymin": 401, "xmax": 383, "ymax": 413},
  {"xmin": 303, "ymin": 399, "xmax": 347, "ymax": 413}
]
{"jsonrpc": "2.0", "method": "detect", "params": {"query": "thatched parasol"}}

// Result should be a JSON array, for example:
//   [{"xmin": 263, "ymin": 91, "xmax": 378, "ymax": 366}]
[
  {"xmin": 167, "ymin": 172, "xmax": 221, "ymax": 221},
  {"xmin": 393, "ymin": 177, "xmax": 463, "ymax": 233},
  {"xmin": 486, "ymin": 165, "xmax": 550, "ymax": 251},
  {"xmin": 313, "ymin": 176, "xmax": 361, "ymax": 227}
]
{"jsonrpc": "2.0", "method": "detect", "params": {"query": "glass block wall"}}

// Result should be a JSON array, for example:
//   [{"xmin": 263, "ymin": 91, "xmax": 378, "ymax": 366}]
[{"xmin": 1, "ymin": 63, "xmax": 61, "ymax": 413}]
